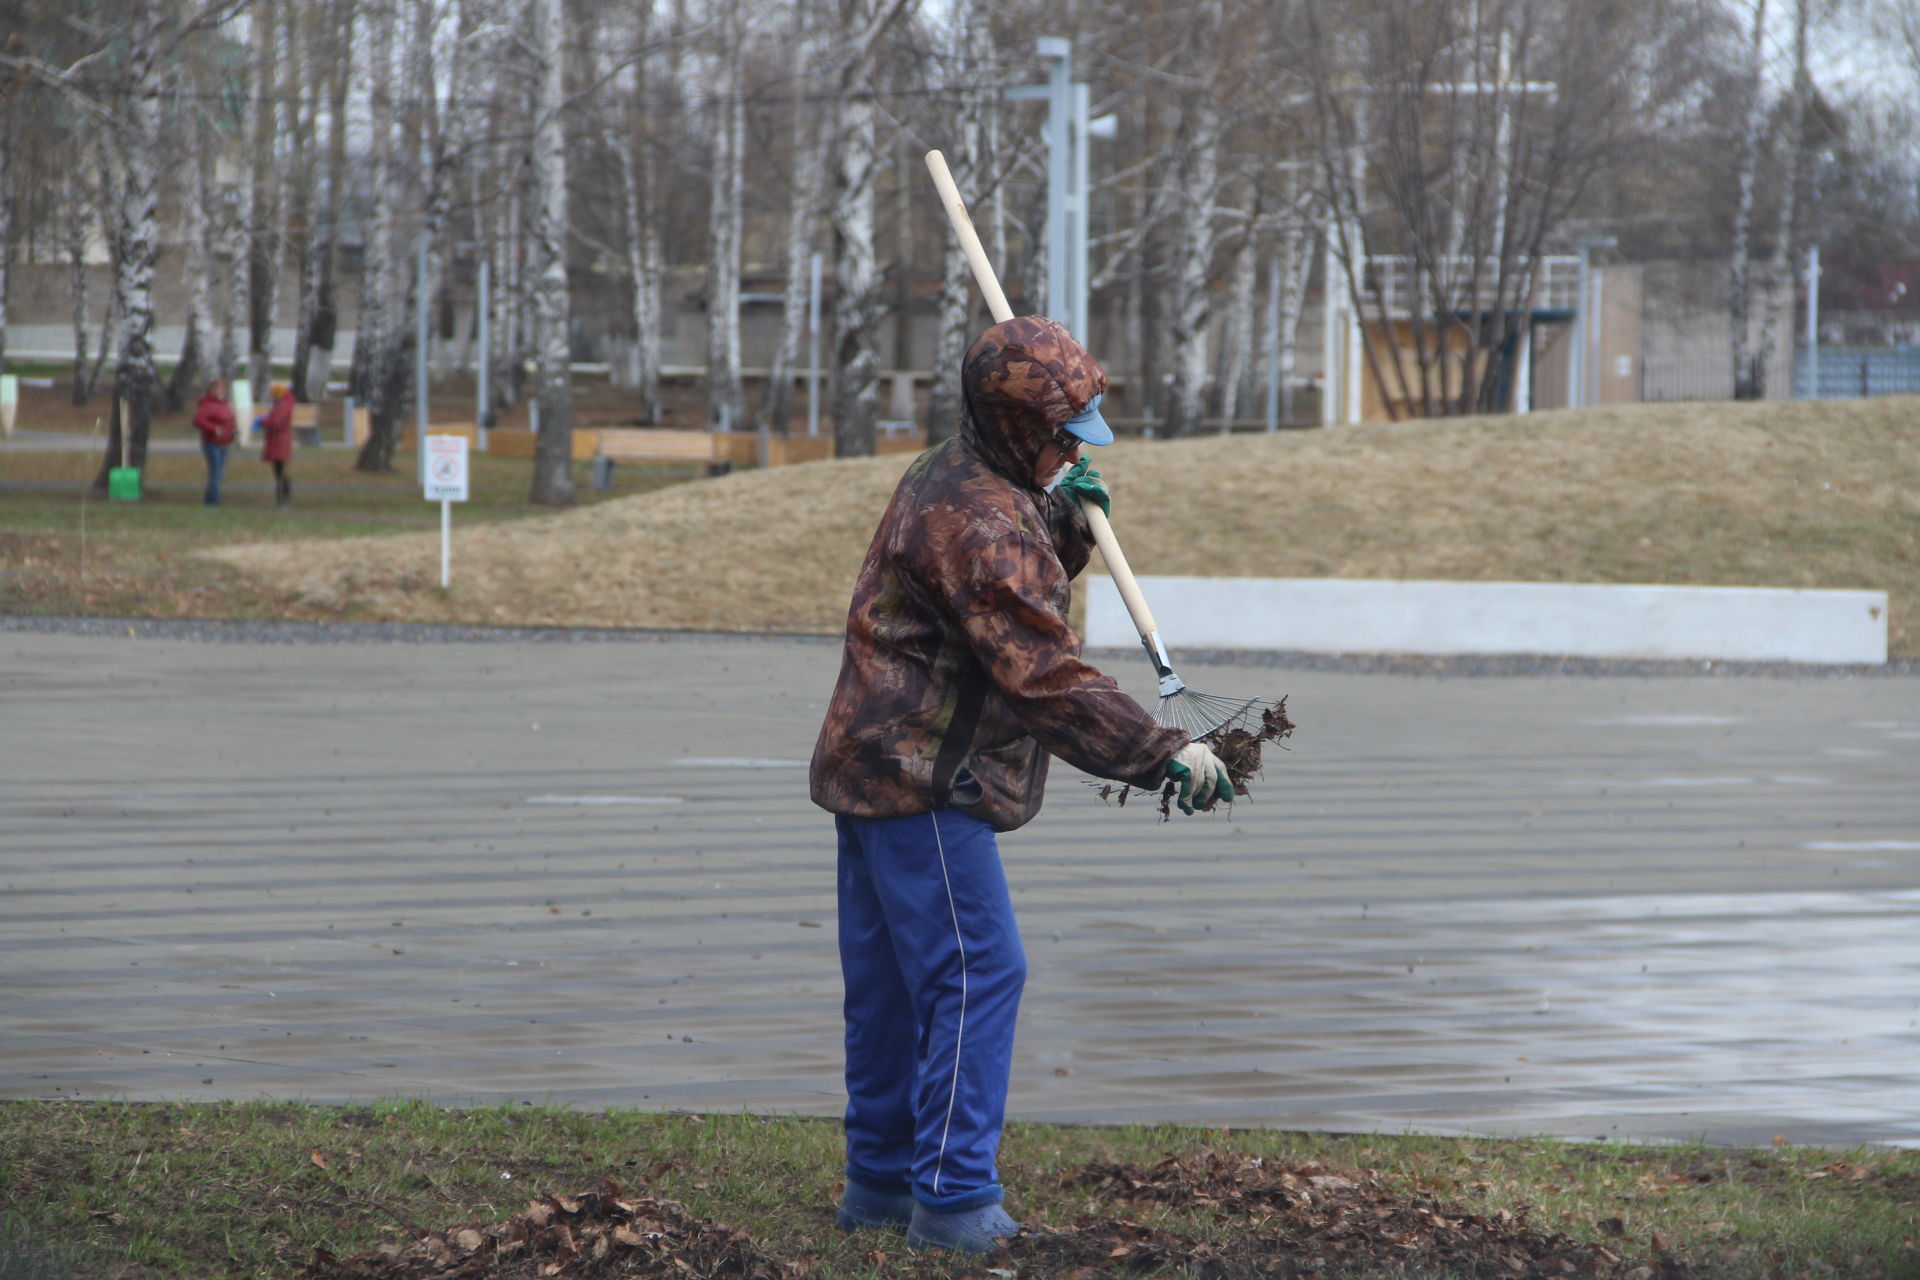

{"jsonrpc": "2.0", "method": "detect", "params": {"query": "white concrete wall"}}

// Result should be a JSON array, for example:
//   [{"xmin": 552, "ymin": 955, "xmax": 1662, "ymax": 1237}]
[{"xmin": 1087, "ymin": 577, "xmax": 1889, "ymax": 665}]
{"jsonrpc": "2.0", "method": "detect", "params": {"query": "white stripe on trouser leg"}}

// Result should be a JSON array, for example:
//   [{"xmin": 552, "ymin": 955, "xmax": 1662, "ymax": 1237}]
[{"xmin": 929, "ymin": 811, "xmax": 968, "ymax": 1196}]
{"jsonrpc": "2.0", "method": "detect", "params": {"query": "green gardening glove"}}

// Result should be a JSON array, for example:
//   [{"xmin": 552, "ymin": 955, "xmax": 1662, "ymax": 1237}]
[
  {"xmin": 1165, "ymin": 741, "xmax": 1235, "ymax": 814},
  {"xmin": 1057, "ymin": 456, "xmax": 1110, "ymax": 516}
]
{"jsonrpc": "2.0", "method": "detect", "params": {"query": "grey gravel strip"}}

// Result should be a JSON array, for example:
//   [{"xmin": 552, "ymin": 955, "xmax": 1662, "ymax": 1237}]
[
  {"xmin": 2, "ymin": 613, "xmax": 1909, "ymax": 678},
  {"xmin": 0, "ymin": 614, "xmax": 840, "ymax": 648}
]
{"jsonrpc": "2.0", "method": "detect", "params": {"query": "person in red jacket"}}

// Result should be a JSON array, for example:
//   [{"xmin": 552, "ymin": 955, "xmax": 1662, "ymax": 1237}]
[
  {"xmin": 191, "ymin": 380, "xmax": 238, "ymax": 506},
  {"xmin": 258, "ymin": 382, "xmax": 296, "ymax": 506}
]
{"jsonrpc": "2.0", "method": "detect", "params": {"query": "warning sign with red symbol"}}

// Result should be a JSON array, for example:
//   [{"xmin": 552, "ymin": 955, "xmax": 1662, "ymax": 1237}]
[{"xmin": 423, "ymin": 434, "xmax": 469, "ymax": 502}]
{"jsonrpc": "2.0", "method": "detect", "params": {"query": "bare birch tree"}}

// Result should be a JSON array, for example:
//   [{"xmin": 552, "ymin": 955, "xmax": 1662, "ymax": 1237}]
[
  {"xmin": 163, "ymin": 98, "xmax": 219, "ymax": 412},
  {"xmin": 292, "ymin": 0, "xmax": 356, "ymax": 403},
  {"xmin": 1267, "ymin": 208, "xmax": 1314, "ymax": 424},
  {"xmin": 1157, "ymin": 0, "xmax": 1230, "ymax": 437},
  {"xmin": 61, "ymin": 170, "xmax": 95, "ymax": 404},
  {"xmin": 703, "ymin": 0, "xmax": 745, "ymax": 433},
  {"xmin": 1215, "ymin": 208, "xmax": 1258, "ymax": 427},
  {"xmin": 91, "ymin": 0, "xmax": 167, "ymax": 492},
  {"xmin": 314, "ymin": 0, "xmax": 355, "ymax": 401},
  {"xmin": 245, "ymin": 0, "xmax": 283, "ymax": 395},
  {"xmin": 1727, "ymin": 0, "xmax": 1769, "ymax": 400},
  {"xmin": 758, "ymin": 0, "xmax": 827, "ymax": 433},
  {"xmin": 0, "ymin": 63, "xmax": 14, "ymax": 384},
  {"xmin": 527, "ymin": 0, "xmax": 576, "ymax": 503},
  {"xmin": 923, "ymin": 1, "xmax": 998, "ymax": 447},
  {"xmin": 614, "ymin": 0, "xmax": 665, "ymax": 423},
  {"xmin": 829, "ymin": 0, "xmax": 916, "ymax": 459},
  {"xmin": 1754, "ymin": 0, "xmax": 1814, "ymax": 397},
  {"xmin": 1301, "ymin": 0, "xmax": 1633, "ymax": 420},
  {"xmin": 352, "ymin": 0, "xmax": 409, "ymax": 469}
]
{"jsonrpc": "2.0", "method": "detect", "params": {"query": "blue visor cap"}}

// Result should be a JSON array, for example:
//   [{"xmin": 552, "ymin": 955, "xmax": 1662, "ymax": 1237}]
[{"xmin": 1061, "ymin": 393, "xmax": 1114, "ymax": 446}]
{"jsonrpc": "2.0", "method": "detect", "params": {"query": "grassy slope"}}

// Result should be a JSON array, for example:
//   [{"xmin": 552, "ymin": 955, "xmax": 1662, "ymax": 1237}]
[
  {"xmin": 1, "ymin": 1101, "xmax": 1915, "ymax": 1280},
  {"xmin": 180, "ymin": 395, "xmax": 1920, "ymax": 653},
  {"xmin": 4, "ymin": 392, "xmax": 1916, "ymax": 652}
]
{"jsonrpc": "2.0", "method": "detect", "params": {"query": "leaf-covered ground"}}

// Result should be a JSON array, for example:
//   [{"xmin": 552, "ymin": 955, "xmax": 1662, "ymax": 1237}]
[
  {"xmin": 5, "ymin": 1104, "xmax": 1914, "ymax": 1280},
  {"xmin": 304, "ymin": 1154, "xmax": 1676, "ymax": 1280}
]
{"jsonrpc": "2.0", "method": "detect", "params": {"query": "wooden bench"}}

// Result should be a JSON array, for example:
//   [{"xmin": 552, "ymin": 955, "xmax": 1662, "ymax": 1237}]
[
  {"xmin": 290, "ymin": 403, "xmax": 324, "ymax": 448},
  {"xmin": 591, "ymin": 428, "xmax": 851, "ymax": 486},
  {"xmin": 486, "ymin": 427, "xmax": 598, "ymax": 461},
  {"xmin": 399, "ymin": 422, "xmax": 479, "ymax": 450}
]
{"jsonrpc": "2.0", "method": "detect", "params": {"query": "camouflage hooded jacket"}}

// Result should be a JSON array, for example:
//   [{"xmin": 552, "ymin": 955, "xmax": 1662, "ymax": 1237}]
[{"xmin": 809, "ymin": 316, "xmax": 1188, "ymax": 833}]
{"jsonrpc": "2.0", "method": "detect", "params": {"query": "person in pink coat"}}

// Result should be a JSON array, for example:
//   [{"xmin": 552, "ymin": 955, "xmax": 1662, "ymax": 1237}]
[
  {"xmin": 191, "ymin": 380, "xmax": 238, "ymax": 506},
  {"xmin": 258, "ymin": 382, "xmax": 296, "ymax": 506}
]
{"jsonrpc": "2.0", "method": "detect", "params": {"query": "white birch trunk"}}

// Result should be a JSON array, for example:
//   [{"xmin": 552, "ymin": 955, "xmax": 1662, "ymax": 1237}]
[
  {"xmin": 759, "ymin": 5, "xmax": 823, "ymax": 432},
  {"xmin": 1728, "ymin": 0, "xmax": 1768, "ymax": 400},
  {"xmin": 351, "ymin": 0, "xmax": 399, "ymax": 461},
  {"xmin": 0, "ymin": 113, "xmax": 10, "ymax": 379},
  {"xmin": 66, "ymin": 174, "xmax": 93, "ymax": 404},
  {"xmin": 1166, "ymin": 102, "xmax": 1221, "ymax": 437},
  {"xmin": 246, "ymin": 0, "xmax": 282, "ymax": 395},
  {"xmin": 304, "ymin": 0, "xmax": 355, "ymax": 403},
  {"xmin": 218, "ymin": 31, "xmax": 252, "ymax": 383},
  {"xmin": 926, "ymin": 18, "xmax": 990, "ymax": 447},
  {"xmin": 607, "ymin": 1, "xmax": 662, "ymax": 420},
  {"xmin": 100, "ymin": 0, "xmax": 165, "ymax": 487},
  {"xmin": 704, "ymin": 3, "xmax": 745, "ymax": 433},
  {"xmin": 1271, "ymin": 219, "xmax": 1312, "ymax": 424},
  {"xmin": 528, "ymin": 0, "xmax": 575, "ymax": 503},
  {"xmin": 828, "ymin": 0, "xmax": 916, "ymax": 458},
  {"xmin": 490, "ymin": 190, "xmax": 518, "ymax": 416},
  {"xmin": 168, "ymin": 106, "xmax": 218, "ymax": 410},
  {"xmin": 1756, "ymin": 0, "xmax": 1811, "ymax": 399},
  {"xmin": 831, "ymin": 86, "xmax": 882, "ymax": 457},
  {"xmin": 218, "ymin": 215, "xmax": 245, "ymax": 383},
  {"xmin": 412, "ymin": 0, "xmax": 456, "ymax": 385},
  {"xmin": 1216, "ymin": 220, "xmax": 1257, "ymax": 428}
]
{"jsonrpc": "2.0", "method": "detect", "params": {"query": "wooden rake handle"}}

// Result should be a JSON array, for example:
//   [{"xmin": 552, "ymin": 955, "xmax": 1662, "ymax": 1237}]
[{"xmin": 923, "ymin": 149, "xmax": 1164, "ymax": 649}]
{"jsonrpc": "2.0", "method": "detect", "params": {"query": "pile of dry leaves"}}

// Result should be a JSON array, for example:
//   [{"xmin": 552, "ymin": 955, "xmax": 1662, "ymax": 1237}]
[
  {"xmin": 302, "ymin": 1182, "xmax": 797, "ymax": 1280},
  {"xmin": 1091, "ymin": 697, "xmax": 1296, "ymax": 819},
  {"xmin": 1036, "ymin": 1153, "xmax": 1683, "ymax": 1278},
  {"xmin": 302, "ymin": 1150, "xmax": 1678, "ymax": 1280}
]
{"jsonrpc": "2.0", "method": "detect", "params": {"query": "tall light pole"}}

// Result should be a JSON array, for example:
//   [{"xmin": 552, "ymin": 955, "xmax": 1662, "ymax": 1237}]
[
  {"xmin": 1570, "ymin": 235, "xmax": 1615, "ymax": 409},
  {"xmin": 1006, "ymin": 38, "xmax": 1113, "ymax": 341},
  {"xmin": 415, "ymin": 224, "xmax": 430, "ymax": 483},
  {"xmin": 476, "ymin": 256, "xmax": 490, "ymax": 448},
  {"xmin": 1803, "ymin": 244, "xmax": 1821, "ymax": 399}
]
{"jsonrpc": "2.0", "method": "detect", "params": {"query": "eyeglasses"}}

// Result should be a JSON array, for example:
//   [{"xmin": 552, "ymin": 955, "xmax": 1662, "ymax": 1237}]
[{"xmin": 1050, "ymin": 428, "xmax": 1082, "ymax": 452}]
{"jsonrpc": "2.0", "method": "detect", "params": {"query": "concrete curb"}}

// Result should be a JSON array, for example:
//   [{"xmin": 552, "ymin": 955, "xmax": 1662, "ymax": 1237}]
[{"xmin": 1090, "ymin": 576, "xmax": 1890, "ymax": 666}]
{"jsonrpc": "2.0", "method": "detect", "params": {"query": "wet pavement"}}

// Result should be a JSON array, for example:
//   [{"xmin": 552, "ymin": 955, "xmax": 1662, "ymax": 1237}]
[{"xmin": 2, "ymin": 630, "xmax": 1916, "ymax": 1147}]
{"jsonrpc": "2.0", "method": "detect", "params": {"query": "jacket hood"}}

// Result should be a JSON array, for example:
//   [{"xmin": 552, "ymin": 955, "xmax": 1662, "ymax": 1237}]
[{"xmin": 959, "ymin": 316, "xmax": 1107, "ymax": 488}]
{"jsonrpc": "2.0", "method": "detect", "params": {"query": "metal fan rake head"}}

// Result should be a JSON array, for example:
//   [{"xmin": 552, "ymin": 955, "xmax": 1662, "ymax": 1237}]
[{"xmin": 1143, "ymin": 635, "xmax": 1262, "ymax": 741}]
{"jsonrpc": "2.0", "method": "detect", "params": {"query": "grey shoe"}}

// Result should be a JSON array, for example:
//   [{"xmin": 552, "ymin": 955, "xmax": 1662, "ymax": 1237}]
[
  {"xmin": 906, "ymin": 1201, "xmax": 1020, "ymax": 1254},
  {"xmin": 836, "ymin": 1180, "xmax": 914, "ymax": 1233}
]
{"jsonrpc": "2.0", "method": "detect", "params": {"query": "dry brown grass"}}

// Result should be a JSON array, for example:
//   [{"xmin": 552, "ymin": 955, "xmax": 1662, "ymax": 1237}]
[
  {"xmin": 199, "ymin": 448, "xmax": 910, "ymax": 632},
  {"xmin": 193, "ymin": 395, "xmax": 1920, "ymax": 652}
]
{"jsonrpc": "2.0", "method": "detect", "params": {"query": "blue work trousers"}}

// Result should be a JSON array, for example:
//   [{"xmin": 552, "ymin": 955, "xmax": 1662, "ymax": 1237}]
[
  {"xmin": 200, "ymin": 441, "xmax": 229, "ymax": 505},
  {"xmin": 835, "ymin": 809, "xmax": 1027, "ymax": 1211}
]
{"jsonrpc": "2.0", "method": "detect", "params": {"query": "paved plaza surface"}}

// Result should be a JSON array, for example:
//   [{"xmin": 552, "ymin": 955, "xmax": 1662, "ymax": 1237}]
[{"xmin": 3, "ymin": 628, "xmax": 1916, "ymax": 1147}]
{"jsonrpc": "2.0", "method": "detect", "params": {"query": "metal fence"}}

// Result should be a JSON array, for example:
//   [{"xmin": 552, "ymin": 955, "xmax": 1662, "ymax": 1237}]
[
  {"xmin": 1794, "ymin": 346, "xmax": 1920, "ymax": 399},
  {"xmin": 1643, "ymin": 346, "xmax": 1920, "ymax": 402},
  {"xmin": 1641, "ymin": 352, "xmax": 1734, "ymax": 402}
]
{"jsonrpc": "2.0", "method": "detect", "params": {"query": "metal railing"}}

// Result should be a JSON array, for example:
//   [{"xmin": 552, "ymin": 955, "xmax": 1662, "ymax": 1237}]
[
  {"xmin": 1794, "ymin": 346, "xmax": 1920, "ymax": 399},
  {"xmin": 1357, "ymin": 255, "xmax": 1583, "ymax": 315}
]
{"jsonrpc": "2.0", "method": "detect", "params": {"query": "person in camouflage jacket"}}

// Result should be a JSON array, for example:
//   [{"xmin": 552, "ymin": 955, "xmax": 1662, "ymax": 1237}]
[{"xmin": 811, "ymin": 315, "xmax": 1231, "ymax": 1254}]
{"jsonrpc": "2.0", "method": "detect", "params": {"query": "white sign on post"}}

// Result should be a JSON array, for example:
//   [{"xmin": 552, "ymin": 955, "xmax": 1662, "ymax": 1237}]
[
  {"xmin": 423, "ymin": 434, "xmax": 470, "ymax": 587},
  {"xmin": 424, "ymin": 434, "xmax": 470, "ymax": 501}
]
